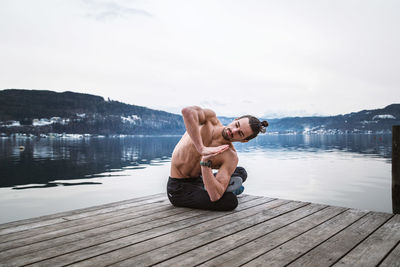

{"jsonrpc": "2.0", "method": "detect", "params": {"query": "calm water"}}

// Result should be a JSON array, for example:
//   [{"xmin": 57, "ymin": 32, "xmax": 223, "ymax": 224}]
[{"xmin": 0, "ymin": 134, "xmax": 392, "ymax": 223}]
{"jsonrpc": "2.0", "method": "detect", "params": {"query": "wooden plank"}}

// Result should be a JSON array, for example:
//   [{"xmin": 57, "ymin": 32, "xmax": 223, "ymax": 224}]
[
  {"xmin": 2, "ymin": 193, "xmax": 396, "ymax": 267},
  {"xmin": 288, "ymin": 212, "xmax": 393, "ymax": 267},
  {"xmin": 67, "ymin": 197, "xmax": 287, "ymax": 267},
  {"xmin": 0, "ymin": 194, "xmax": 168, "ymax": 236},
  {"xmin": 1, "ymin": 195, "xmax": 266, "ymax": 267},
  {"xmin": 1, "ymin": 195, "xmax": 258, "ymax": 257},
  {"xmin": 1, "ymin": 194, "xmax": 255, "ymax": 240},
  {"xmin": 244, "ymin": 209, "xmax": 367, "ymax": 266},
  {"xmin": 0, "ymin": 198, "xmax": 172, "ymax": 244},
  {"xmin": 0, "ymin": 204, "xmax": 186, "ymax": 257},
  {"xmin": 113, "ymin": 201, "xmax": 310, "ymax": 266},
  {"xmin": 27, "ymin": 197, "xmax": 280, "ymax": 267},
  {"xmin": 4, "ymin": 195, "xmax": 257, "ymax": 244},
  {"xmin": 0, "ymin": 208, "xmax": 210, "ymax": 267},
  {"xmin": 200, "ymin": 205, "xmax": 348, "ymax": 267},
  {"xmin": 333, "ymin": 214, "xmax": 400, "ymax": 267},
  {"xmin": 0, "ymin": 193, "xmax": 165, "ymax": 230},
  {"xmin": 153, "ymin": 203, "xmax": 327, "ymax": 267},
  {"xmin": 379, "ymin": 241, "xmax": 400, "ymax": 267}
]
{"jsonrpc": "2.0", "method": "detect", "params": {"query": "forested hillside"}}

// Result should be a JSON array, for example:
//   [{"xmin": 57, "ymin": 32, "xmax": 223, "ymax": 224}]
[{"xmin": 0, "ymin": 89, "xmax": 185, "ymax": 135}]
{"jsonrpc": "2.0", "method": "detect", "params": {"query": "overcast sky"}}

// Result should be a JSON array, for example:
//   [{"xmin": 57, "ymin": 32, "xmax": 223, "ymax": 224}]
[{"xmin": 1, "ymin": 0, "xmax": 399, "ymax": 118}]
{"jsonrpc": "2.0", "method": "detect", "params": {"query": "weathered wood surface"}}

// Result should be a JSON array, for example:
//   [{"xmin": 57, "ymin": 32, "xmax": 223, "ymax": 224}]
[{"xmin": 0, "ymin": 193, "xmax": 399, "ymax": 267}]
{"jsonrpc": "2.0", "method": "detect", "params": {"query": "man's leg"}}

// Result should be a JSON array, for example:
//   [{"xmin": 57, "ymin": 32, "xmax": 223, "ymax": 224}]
[
  {"xmin": 232, "ymin": 166, "xmax": 247, "ymax": 182},
  {"xmin": 183, "ymin": 187, "xmax": 238, "ymax": 211},
  {"xmin": 167, "ymin": 177, "xmax": 238, "ymax": 211}
]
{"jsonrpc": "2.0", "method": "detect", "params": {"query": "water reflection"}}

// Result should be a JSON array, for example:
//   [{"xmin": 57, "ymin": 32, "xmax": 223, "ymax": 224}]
[
  {"xmin": 12, "ymin": 181, "xmax": 103, "ymax": 190},
  {"xmin": 0, "ymin": 136, "xmax": 180, "ymax": 188},
  {"xmin": 235, "ymin": 134, "xmax": 392, "ymax": 159},
  {"xmin": 0, "ymin": 133, "xmax": 394, "ymax": 222},
  {"xmin": 0, "ymin": 134, "xmax": 392, "ymax": 188}
]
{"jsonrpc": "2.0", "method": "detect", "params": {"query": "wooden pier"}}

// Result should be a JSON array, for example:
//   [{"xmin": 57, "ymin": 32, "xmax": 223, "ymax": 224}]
[{"xmin": 0, "ymin": 193, "xmax": 399, "ymax": 267}]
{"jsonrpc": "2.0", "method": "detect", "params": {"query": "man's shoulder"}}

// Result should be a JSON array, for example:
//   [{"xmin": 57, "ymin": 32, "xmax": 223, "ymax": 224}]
[
  {"xmin": 213, "ymin": 148, "xmax": 238, "ymax": 175},
  {"xmin": 217, "ymin": 147, "xmax": 238, "ymax": 165},
  {"xmin": 203, "ymin": 109, "xmax": 221, "ymax": 126},
  {"xmin": 227, "ymin": 147, "xmax": 239, "ymax": 160}
]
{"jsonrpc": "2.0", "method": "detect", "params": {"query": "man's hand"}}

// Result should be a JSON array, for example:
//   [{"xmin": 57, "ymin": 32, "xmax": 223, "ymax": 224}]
[{"xmin": 201, "ymin": 145, "xmax": 229, "ymax": 161}]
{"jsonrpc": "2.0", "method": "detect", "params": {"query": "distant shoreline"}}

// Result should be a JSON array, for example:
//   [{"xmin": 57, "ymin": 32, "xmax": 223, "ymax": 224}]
[{"xmin": 0, "ymin": 132, "xmax": 393, "ymax": 140}]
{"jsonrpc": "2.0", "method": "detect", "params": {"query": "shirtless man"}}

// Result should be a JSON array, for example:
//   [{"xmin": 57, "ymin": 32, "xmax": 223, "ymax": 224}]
[{"xmin": 168, "ymin": 106, "xmax": 268, "ymax": 211}]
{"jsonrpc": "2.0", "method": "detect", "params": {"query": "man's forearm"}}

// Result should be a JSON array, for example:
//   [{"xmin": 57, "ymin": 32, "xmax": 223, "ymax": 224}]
[
  {"xmin": 201, "ymin": 166, "xmax": 225, "ymax": 201},
  {"xmin": 181, "ymin": 107, "xmax": 204, "ymax": 153},
  {"xmin": 181, "ymin": 107, "xmax": 229, "ymax": 158}
]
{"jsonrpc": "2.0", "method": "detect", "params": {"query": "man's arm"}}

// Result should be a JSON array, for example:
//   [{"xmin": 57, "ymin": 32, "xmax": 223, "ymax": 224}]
[
  {"xmin": 181, "ymin": 106, "xmax": 228, "ymax": 156},
  {"xmin": 201, "ymin": 151, "xmax": 238, "ymax": 201}
]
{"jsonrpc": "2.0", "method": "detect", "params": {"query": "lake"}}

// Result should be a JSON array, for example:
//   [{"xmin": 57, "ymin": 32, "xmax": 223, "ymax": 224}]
[{"xmin": 0, "ymin": 134, "xmax": 393, "ymax": 224}]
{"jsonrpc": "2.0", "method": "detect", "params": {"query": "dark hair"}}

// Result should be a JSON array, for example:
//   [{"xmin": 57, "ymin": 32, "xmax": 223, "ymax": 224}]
[{"xmin": 237, "ymin": 115, "xmax": 269, "ymax": 141}]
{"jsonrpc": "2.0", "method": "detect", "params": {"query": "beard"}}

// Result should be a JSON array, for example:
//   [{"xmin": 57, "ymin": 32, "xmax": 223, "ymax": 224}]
[{"xmin": 222, "ymin": 127, "xmax": 232, "ymax": 141}]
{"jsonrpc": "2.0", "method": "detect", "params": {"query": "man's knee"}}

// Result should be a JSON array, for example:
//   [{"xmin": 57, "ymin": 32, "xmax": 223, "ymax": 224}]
[
  {"xmin": 233, "ymin": 166, "xmax": 247, "ymax": 182},
  {"xmin": 219, "ymin": 193, "xmax": 238, "ymax": 211}
]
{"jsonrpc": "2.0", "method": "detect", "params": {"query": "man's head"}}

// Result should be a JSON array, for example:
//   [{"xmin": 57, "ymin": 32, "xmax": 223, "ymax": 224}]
[{"xmin": 222, "ymin": 115, "xmax": 268, "ymax": 142}]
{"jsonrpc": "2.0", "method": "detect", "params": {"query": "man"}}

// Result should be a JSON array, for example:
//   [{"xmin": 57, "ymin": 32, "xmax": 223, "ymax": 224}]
[{"xmin": 167, "ymin": 106, "xmax": 268, "ymax": 211}]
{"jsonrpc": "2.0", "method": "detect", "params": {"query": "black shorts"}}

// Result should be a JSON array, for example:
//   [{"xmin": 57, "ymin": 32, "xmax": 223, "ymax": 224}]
[{"xmin": 166, "ymin": 167, "xmax": 247, "ymax": 211}]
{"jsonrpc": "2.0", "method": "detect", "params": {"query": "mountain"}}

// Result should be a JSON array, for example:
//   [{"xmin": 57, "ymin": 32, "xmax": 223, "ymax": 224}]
[
  {"xmin": 219, "ymin": 104, "xmax": 400, "ymax": 134},
  {"xmin": 265, "ymin": 104, "xmax": 400, "ymax": 134},
  {"xmin": 0, "ymin": 89, "xmax": 185, "ymax": 135},
  {"xmin": 0, "ymin": 89, "xmax": 399, "ymax": 135}
]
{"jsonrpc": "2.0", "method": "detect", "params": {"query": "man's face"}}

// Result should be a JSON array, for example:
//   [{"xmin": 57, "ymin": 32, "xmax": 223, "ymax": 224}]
[{"xmin": 222, "ymin": 118, "xmax": 253, "ymax": 142}]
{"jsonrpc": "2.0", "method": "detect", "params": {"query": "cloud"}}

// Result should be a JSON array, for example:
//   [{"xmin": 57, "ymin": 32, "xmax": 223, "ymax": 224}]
[{"xmin": 81, "ymin": 0, "xmax": 151, "ymax": 20}]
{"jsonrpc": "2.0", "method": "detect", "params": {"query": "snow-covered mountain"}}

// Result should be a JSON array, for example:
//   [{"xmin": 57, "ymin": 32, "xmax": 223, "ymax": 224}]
[
  {"xmin": 265, "ymin": 104, "xmax": 400, "ymax": 134},
  {"xmin": 0, "ymin": 89, "xmax": 399, "ymax": 135},
  {"xmin": 0, "ymin": 89, "xmax": 185, "ymax": 135}
]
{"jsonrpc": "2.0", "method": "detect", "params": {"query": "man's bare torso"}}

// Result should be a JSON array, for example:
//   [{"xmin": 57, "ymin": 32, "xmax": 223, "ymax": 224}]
[{"xmin": 170, "ymin": 119, "xmax": 236, "ymax": 178}]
